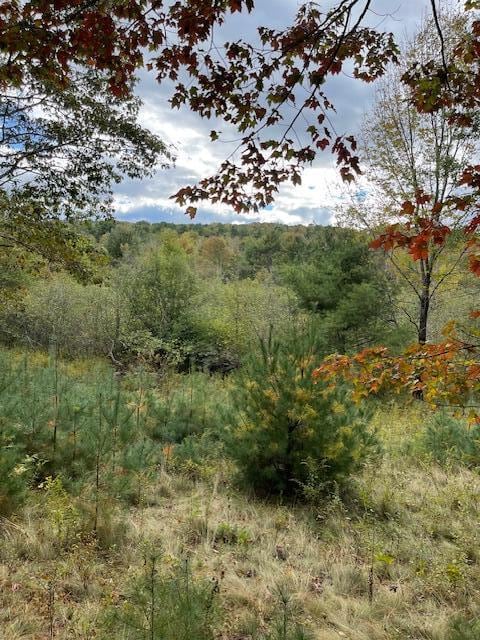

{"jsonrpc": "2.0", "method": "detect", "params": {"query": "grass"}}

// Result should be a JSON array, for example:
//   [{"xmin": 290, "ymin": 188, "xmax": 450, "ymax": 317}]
[
  {"xmin": 1, "ymin": 349, "xmax": 480, "ymax": 639},
  {"xmin": 2, "ymin": 431, "xmax": 480, "ymax": 639}
]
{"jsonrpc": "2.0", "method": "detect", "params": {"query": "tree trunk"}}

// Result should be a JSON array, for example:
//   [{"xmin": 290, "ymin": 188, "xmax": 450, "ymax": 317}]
[
  {"xmin": 417, "ymin": 256, "xmax": 432, "ymax": 344},
  {"xmin": 414, "ymin": 263, "xmax": 431, "ymax": 399},
  {"xmin": 418, "ymin": 285, "xmax": 430, "ymax": 344}
]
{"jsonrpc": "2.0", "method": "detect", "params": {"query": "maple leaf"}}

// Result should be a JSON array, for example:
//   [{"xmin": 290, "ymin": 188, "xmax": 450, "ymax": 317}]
[
  {"xmin": 369, "ymin": 237, "xmax": 384, "ymax": 250},
  {"xmin": 401, "ymin": 201, "xmax": 415, "ymax": 216},
  {"xmin": 409, "ymin": 242, "xmax": 429, "ymax": 261},
  {"xmin": 415, "ymin": 190, "xmax": 431, "ymax": 205}
]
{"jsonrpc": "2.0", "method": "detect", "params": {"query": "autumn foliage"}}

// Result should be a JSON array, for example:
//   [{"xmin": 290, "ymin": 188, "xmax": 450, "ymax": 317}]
[
  {"xmin": 2, "ymin": 0, "xmax": 480, "ymax": 413},
  {"xmin": 0, "ymin": 0, "xmax": 400, "ymax": 213},
  {"xmin": 311, "ymin": 4, "xmax": 480, "ymax": 415},
  {"xmin": 315, "ymin": 337, "xmax": 480, "ymax": 417}
]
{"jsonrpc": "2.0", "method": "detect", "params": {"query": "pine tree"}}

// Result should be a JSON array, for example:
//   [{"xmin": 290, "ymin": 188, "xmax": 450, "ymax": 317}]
[
  {"xmin": 102, "ymin": 554, "xmax": 219, "ymax": 640},
  {"xmin": 226, "ymin": 328, "xmax": 378, "ymax": 497}
]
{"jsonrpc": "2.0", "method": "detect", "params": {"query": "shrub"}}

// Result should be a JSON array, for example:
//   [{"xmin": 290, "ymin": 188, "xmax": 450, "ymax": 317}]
[
  {"xmin": 214, "ymin": 522, "xmax": 253, "ymax": 546},
  {"xmin": 170, "ymin": 432, "xmax": 226, "ymax": 481},
  {"xmin": 41, "ymin": 476, "xmax": 81, "ymax": 546},
  {"xmin": 12, "ymin": 274, "xmax": 121, "ymax": 357},
  {"xmin": 101, "ymin": 555, "xmax": 220, "ymax": 640},
  {"xmin": 225, "ymin": 329, "xmax": 378, "ymax": 497},
  {"xmin": 421, "ymin": 412, "xmax": 480, "ymax": 467},
  {"xmin": 446, "ymin": 615, "xmax": 480, "ymax": 640}
]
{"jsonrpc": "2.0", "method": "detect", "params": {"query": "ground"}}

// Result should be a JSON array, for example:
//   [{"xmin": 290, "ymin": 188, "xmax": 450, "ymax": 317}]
[{"xmin": 1, "ymin": 405, "xmax": 480, "ymax": 639}]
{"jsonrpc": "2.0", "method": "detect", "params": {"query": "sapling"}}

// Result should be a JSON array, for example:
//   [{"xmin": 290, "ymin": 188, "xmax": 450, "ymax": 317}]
[
  {"xmin": 93, "ymin": 392, "xmax": 110, "ymax": 535},
  {"xmin": 147, "ymin": 552, "xmax": 158, "ymax": 640},
  {"xmin": 101, "ymin": 549, "xmax": 220, "ymax": 639},
  {"xmin": 50, "ymin": 340, "xmax": 60, "ymax": 457},
  {"xmin": 47, "ymin": 577, "xmax": 55, "ymax": 640},
  {"xmin": 368, "ymin": 527, "xmax": 375, "ymax": 604}
]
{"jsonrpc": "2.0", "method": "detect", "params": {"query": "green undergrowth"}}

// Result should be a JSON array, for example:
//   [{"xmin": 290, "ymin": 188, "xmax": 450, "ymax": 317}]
[{"xmin": 1, "ymin": 349, "xmax": 480, "ymax": 639}]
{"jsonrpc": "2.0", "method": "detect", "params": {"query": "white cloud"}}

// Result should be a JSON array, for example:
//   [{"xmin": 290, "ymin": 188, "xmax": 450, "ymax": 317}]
[{"xmin": 113, "ymin": 0, "xmax": 432, "ymax": 225}]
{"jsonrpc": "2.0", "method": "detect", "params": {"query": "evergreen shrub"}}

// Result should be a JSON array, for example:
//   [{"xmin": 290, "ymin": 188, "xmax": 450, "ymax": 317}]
[
  {"xmin": 421, "ymin": 411, "xmax": 480, "ymax": 467},
  {"xmin": 225, "ymin": 330, "xmax": 378, "ymax": 497}
]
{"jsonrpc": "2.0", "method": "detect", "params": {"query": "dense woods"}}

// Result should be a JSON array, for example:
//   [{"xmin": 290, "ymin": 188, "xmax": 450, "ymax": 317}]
[{"xmin": 2, "ymin": 0, "xmax": 480, "ymax": 638}]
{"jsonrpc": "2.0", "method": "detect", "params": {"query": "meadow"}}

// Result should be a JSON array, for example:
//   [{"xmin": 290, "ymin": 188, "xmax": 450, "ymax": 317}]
[{"xmin": 1, "ymin": 342, "xmax": 480, "ymax": 640}]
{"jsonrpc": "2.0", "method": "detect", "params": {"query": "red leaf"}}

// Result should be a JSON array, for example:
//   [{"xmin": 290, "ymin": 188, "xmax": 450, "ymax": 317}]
[
  {"xmin": 401, "ymin": 201, "xmax": 415, "ymax": 216},
  {"xmin": 415, "ymin": 191, "xmax": 431, "ymax": 205},
  {"xmin": 316, "ymin": 138, "xmax": 329, "ymax": 151}
]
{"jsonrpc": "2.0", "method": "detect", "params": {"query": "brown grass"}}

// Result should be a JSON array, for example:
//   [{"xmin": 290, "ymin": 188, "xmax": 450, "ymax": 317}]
[{"xmin": 1, "ymin": 405, "xmax": 480, "ymax": 639}]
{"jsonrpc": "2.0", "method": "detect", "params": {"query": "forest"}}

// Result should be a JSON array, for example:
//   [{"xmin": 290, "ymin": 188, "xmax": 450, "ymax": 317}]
[{"xmin": 2, "ymin": 0, "xmax": 480, "ymax": 639}]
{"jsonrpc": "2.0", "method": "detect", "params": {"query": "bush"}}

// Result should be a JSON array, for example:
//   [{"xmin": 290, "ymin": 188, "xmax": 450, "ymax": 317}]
[
  {"xmin": 225, "ymin": 329, "xmax": 378, "ymax": 497},
  {"xmin": 170, "ymin": 432, "xmax": 226, "ymax": 481},
  {"xmin": 446, "ymin": 615, "xmax": 480, "ymax": 640},
  {"xmin": 9, "ymin": 273, "xmax": 121, "ymax": 357},
  {"xmin": 421, "ymin": 412, "xmax": 480, "ymax": 467},
  {"xmin": 101, "ymin": 555, "xmax": 220, "ymax": 640}
]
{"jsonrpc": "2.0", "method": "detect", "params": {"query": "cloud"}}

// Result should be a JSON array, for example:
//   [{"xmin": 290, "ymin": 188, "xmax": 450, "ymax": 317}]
[
  {"xmin": 113, "ymin": 0, "xmax": 431, "ymax": 226},
  {"xmin": 116, "ymin": 204, "xmax": 244, "ymax": 224}
]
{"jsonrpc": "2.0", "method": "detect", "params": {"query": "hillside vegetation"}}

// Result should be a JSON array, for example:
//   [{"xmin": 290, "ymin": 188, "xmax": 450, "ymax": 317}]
[
  {"xmin": 1, "ymin": 348, "xmax": 480, "ymax": 639},
  {"xmin": 3, "ymin": 3, "xmax": 480, "ymax": 638},
  {"xmin": 1, "ymin": 223, "xmax": 480, "ymax": 639}
]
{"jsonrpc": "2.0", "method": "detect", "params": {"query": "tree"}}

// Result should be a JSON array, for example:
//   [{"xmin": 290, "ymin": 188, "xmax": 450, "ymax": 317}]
[
  {"xmin": 0, "ymin": 417, "xmax": 28, "ymax": 516},
  {"xmin": 198, "ymin": 236, "xmax": 234, "ymax": 278},
  {"xmin": 1, "ymin": 69, "xmax": 167, "ymax": 217},
  {"xmin": 121, "ymin": 238, "xmax": 198, "ymax": 360},
  {"xmin": 0, "ymin": 196, "xmax": 108, "ymax": 281},
  {"xmin": 226, "ymin": 328, "xmax": 377, "ymax": 497},
  {"xmin": 0, "ymin": 20, "xmax": 168, "ymax": 275},
  {"xmin": 281, "ymin": 230, "xmax": 402, "ymax": 353},
  {"xmin": 4, "ymin": 0, "xmax": 480, "ymax": 409},
  {"xmin": 242, "ymin": 226, "xmax": 283, "ymax": 274},
  {"xmin": 104, "ymin": 222, "xmax": 143, "ymax": 260},
  {"xmin": 102, "ymin": 556, "xmax": 219, "ymax": 640},
  {"xmin": 0, "ymin": 0, "xmax": 477, "ymax": 216},
  {"xmin": 344, "ymin": 11, "xmax": 479, "ymax": 345},
  {"xmin": 0, "ymin": 0, "xmax": 400, "ymax": 214},
  {"xmin": 308, "ymin": 6, "xmax": 480, "ymax": 414},
  {"xmin": 0, "ymin": 66, "xmax": 168, "ymax": 274}
]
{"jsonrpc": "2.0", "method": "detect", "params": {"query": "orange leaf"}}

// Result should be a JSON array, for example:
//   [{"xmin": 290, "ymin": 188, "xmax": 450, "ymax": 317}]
[{"xmin": 401, "ymin": 200, "xmax": 415, "ymax": 216}]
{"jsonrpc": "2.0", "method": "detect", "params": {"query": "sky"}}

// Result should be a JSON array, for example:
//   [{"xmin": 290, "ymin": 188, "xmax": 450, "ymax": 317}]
[{"xmin": 113, "ymin": 0, "xmax": 433, "ymax": 227}]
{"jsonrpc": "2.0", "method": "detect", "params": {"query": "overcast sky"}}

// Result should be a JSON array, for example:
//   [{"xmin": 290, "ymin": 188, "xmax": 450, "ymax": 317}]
[{"xmin": 113, "ymin": 0, "xmax": 434, "ymax": 226}]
